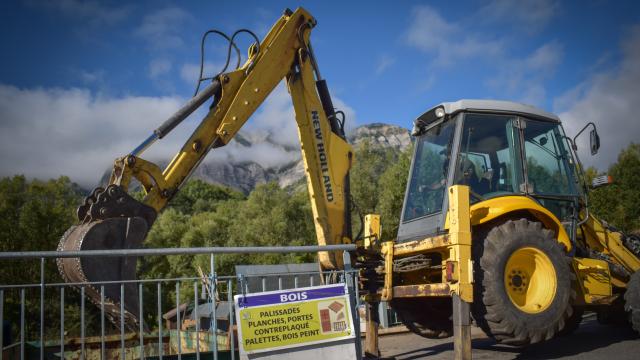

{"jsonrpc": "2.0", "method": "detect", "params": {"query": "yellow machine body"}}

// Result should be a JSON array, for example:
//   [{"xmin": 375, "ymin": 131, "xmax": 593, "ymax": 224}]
[
  {"xmin": 572, "ymin": 257, "xmax": 612, "ymax": 304},
  {"xmin": 379, "ymin": 192, "xmax": 639, "ymax": 306}
]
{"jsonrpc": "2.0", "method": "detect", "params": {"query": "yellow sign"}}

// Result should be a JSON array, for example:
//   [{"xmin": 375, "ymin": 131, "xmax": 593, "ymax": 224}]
[{"xmin": 234, "ymin": 284, "xmax": 354, "ymax": 354}]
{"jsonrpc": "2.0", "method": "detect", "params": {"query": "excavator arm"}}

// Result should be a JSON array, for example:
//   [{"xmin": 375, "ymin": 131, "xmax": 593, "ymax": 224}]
[{"xmin": 57, "ymin": 7, "xmax": 354, "ymax": 329}]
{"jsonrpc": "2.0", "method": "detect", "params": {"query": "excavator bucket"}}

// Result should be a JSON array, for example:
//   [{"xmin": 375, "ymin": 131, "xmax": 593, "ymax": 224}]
[{"xmin": 57, "ymin": 185, "xmax": 157, "ymax": 330}]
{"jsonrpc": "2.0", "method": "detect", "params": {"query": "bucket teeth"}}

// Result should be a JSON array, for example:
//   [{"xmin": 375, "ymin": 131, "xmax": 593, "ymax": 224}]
[
  {"xmin": 57, "ymin": 216, "xmax": 150, "ymax": 331},
  {"xmin": 77, "ymin": 187, "xmax": 104, "ymax": 222}
]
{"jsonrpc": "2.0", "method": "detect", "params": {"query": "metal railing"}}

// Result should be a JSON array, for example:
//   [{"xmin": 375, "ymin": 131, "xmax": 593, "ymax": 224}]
[{"xmin": 0, "ymin": 245, "xmax": 360, "ymax": 360}]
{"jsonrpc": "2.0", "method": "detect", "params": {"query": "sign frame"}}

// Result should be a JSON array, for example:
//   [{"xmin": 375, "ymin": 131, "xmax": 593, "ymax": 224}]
[{"xmin": 234, "ymin": 283, "xmax": 355, "ymax": 355}]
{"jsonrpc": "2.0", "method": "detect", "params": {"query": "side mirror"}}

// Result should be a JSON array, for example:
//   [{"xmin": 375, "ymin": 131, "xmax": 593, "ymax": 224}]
[
  {"xmin": 591, "ymin": 174, "xmax": 612, "ymax": 188},
  {"xmin": 590, "ymin": 129, "xmax": 600, "ymax": 155},
  {"xmin": 572, "ymin": 122, "xmax": 600, "ymax": 156}
]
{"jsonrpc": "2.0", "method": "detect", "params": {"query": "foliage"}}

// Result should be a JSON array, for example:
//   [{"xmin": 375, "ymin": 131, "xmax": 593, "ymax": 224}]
[
  {"xmin": 349, "ymin": 140, "xmax": 397, "ymax": 214},
  {"xmin": 348, "ymin": 140, "xmax": 412, "ymax": 240},
  {"xmin": 526, "ymin": 157, "xmax": 571, "ymax": 195},
  {"xmin": 167, "ymin": 179, "xmax": 244, "ymax": 214},
  {"xmin": 0, "ymin": 175, "xmax": 91, "ymax": 339},
  {"xmin": 140, "ymin": 182, "xmax": 316, "ymax": 316},
  {"xmin": 378, "ymin": 144, "xmax": 413, "ymax": 240},
  {"xmin": 588, "ymin": 143, "xmax": 640, "ymax": 232}
]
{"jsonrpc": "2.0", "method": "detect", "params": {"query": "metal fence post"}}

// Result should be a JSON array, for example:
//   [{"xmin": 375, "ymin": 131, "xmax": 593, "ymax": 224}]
[
  {"xmin": 81, "ymin": 286, "xmax": 86, "ymax": 360},
  {"xmin": 39, "ymin": 258, "xmax": 44, "ymax": 360},
  {"xmin": 20, "ymin": 288, "xmax": 24, "ymax": 360},
  {"xmin": 139, "ymin": 282, "xmax": 144, "ymax": 360},
  {"xmin": 120, "ymin": 284, "xmax": 125, "ymax": 360},
  {"xmin": 354, "ymin": 271, "xmax": 362, "ymax": 325},
  {"xmin": 176, "ymin": 282, "xmax": 182, "ymax": 359},
  {"xmin": 0, "ymin": 289, "xmax": 3, "ymax": 360},
  {"xmin": 60, "ymin": 287, "xmax": 64, "ymax": 359},
  {"xmin": 210, "ymin": 254, "xmax": 218, "ymax": 360},
  {"xmin": 227, "ymin": 279, "xmax": 235, "ymax": 360},
  {"xmin": 101, "ymin": 286, "xmax": 105, "ymax": 360},
  {"xmin": 343, "ymin": 251, "xmax": 362, "ymax": 360},
  {"xmin": 194, "ymin": 281, "xmax": 200, "ymax": 359},
  {"xmin": 158, "ymin": 282, "xmax": 163, "ymax": 360}
]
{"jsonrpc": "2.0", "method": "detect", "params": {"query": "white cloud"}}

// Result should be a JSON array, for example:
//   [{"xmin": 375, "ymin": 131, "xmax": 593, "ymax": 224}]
[
  {"xmin": 478, "ymin": 0, "xmax": 559, "ymax": 32},
  {"xmin": 26, "ymin": 0, "xmax": 132, "ymax": 26},
  {"xmin": 488, "ymin": 41, "xmax": 564, "ymax": 106},
  {"xmin": 405, "ymin": 5, "xmax": 504, "ymax": 66},
  {"xmin": 134, "ymin": 7, "xmax": 192, "ymax": 50},
  {"xmin": 375, "ymin": 54, "xmax": 396, "ymax": 75},
  {"xmin": 404, "ymin": 4, "xmax": 563, "ymax": 102},
  {"xmin": 0, "ymin": 82, "xmax": 357, "ymax": 187},
  {"xmin": 209, "ymin": 141, "xmax": 300, "ymax": 169},
  {"xmin": 69, "ymin": 68, "xmax": 106, "ymax": 85},
  {"xmin": 149, "ymin": 59, "xmax": 172, "ymax": 79},
  {"xmin": 0, "ymin": 84, "xmax": 187, "ymax": 186},
  {"xmin": 555, "ymin": 25, "xmax": 640, "ymax": 171}
]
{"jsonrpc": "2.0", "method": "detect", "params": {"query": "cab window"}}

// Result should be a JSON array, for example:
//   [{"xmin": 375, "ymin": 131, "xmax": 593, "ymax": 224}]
[
  {"xmin": 403, "ymin": 120, "xmax": 456, "ymax": 221},
  {"xmin": 454, "ymin": 114, "xmax": 522, "ymax": 200},
  {"xmin": 523, "ymin": 121, "xmax": 576, "ymax": 196}
]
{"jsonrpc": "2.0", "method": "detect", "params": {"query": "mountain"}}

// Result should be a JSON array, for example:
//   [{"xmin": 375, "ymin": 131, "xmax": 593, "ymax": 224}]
[
  {"xmin": 187, "ymin": 123, "xmax": 411, "ymax": 193},
  {"xmin": 347, "ymin": 123, "xmax": 412, "ymax": 150},
  {"xmin": 99, "ymin": 123, "xmax": 411, "ymax": 194}
]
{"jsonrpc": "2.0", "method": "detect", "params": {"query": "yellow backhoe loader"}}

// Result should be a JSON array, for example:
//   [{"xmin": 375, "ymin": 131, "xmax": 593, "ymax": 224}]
[{"xmin": 57, "ymin": 7, "xmax": 640, "ymax": 347}]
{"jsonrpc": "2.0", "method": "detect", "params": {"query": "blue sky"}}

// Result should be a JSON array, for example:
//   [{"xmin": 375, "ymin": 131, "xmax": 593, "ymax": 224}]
[{"xmin": 1, "ymin": 0, "xmax": 639, "ymax": 185}]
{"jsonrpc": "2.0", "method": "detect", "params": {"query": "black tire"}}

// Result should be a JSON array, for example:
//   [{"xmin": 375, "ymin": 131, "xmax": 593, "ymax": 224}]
[
  {"xmin": 624, "ymin": 270, "xmax": 640, "ymax": 333},
  {"xmin": 558, "ymin": 306, "xmax": 584, "ymax": 336},
  {"xmin": 391, "ymin": 298, "xmax": 453, "ymax": 338},
  {"xmin": 471, "ymin": 219, "xmax": 575, "ymax": 346},
  {"xmin": 597, "ymin": 295, "xmax": 629, "ymax": 326}
]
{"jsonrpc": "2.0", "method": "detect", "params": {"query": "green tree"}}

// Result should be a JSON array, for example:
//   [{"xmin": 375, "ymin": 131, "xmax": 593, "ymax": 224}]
[
  {"xmin": 589, "ymin": 143, "xmax": 640, "ymax": 232},
  {"xmin": 348, "ymin": 140, "xmax": 399, "ymax": 239},
  {"xmin": 378, "ymin": 144, "xmax": 413, "ymax": 240},
  {"xmin": 168, "ymin": 179, "xmax": 244, "ymax": 214},
  {"xmin": 0, "ymin": 175, "xmax": 90, "ymax": 338},
  {"xmin": 349, "ymin": 140, "xmax": 397, "ymax": 214},
  {"xmin": 140, "ymin": 181, "xmax": 317, "ymax": 313}
]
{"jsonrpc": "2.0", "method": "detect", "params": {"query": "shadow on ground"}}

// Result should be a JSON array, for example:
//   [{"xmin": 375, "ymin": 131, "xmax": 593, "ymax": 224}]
[{"xmin": 385, "ymin": 317, "xmax": 639, "ymax": 360}]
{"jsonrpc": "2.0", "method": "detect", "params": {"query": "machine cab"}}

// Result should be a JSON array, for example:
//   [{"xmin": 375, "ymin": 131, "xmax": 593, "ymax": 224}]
[{"xmin": 398, "ymin": 100, "xmax": 581, "ymax": 242}]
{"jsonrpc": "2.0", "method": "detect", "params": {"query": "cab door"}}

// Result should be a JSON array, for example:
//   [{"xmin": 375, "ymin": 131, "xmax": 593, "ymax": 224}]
[{"xmin": 520, "ymin": 119, "xmax": 580, "ymax": 231}]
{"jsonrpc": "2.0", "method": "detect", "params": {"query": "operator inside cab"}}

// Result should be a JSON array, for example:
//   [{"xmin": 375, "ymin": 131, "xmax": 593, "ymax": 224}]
[
  {"xmin": 426, "ymin": 144, "xmax": 486, "ymax": 194},
  {"xmin": 407, "ymin": 136, "xmax": 488, "ymax": 221}
]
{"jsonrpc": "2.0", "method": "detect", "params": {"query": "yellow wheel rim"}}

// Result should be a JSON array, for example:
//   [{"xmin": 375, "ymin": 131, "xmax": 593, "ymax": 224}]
[{"xmin": 504, "ymin": 247, "xmax": 557, "ymax": 314}]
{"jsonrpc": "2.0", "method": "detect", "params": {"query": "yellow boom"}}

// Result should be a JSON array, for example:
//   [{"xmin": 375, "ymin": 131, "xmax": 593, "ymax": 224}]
[{"xmin": 57, "ymin": 7, "xmax": 354, "ymax": 329}]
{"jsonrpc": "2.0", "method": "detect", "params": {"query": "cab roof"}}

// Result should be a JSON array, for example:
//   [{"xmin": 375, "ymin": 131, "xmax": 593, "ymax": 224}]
[{"xmin": 417, "ymin": 99, "xmax": 560, "ymax": 127}]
